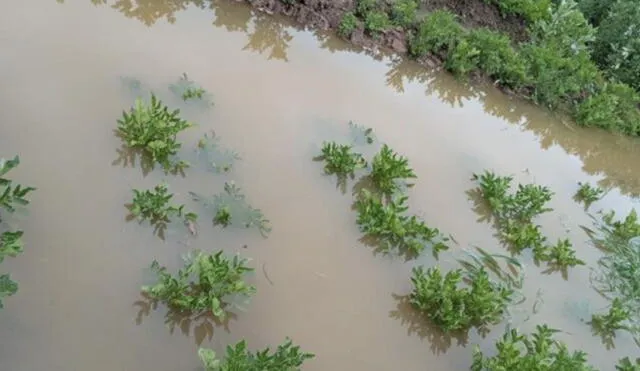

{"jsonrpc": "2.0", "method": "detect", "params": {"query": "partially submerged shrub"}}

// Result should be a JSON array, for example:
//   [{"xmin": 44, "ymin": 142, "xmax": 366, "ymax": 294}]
[
  {"xmin": 573, "ymin": 181, "xmax": 604, "ymax": 208},
  {"xmin": 355, "ymin": 190, "xmax": 448, "ymax": 257},
  {"xmin": 370, "ymin": 144, "xmax": 416, "ymax": 196},
  {"xmin": 617, "ymin": 357, "xmax": 640, "ymax": 371},
  {"xmin": 409, "ymin": 10, "xmax": 464, "ymax": 57},
  {"xmin": 129, "ymin": 183, "xmax": 197, "ymax": 225},
  {"xmin": 364, "ymin": 11, "xmax": 390, "ymax": 37},
  {"xmin": 0, "ymin": 156, "xmax": 34, "ymax": 309},
  {"xmin": 198, "ymin": 338, "xmax": 314, "ymax": 370},
  {"xmin": 117, "ymin": 94, "xmax": 193, "ymax": 172},
  {"xmin": 537, "ymin": 238, "xmax": 585, "ymax": 268},
  {"xmin": 143, "ymin": 250, "xmax": 255, "ymax": 320},
  {"xmin": 319, "ymin": 142, "xmax": 366, "ymax": 179},
  {"xmin": 410, "ymin": 265, "xmax": 514, "ymax": 332},
  {"xmin": 575, "ymin": 83, "xmax": 640, "ymax": 135},
  {"xmin": 499, "ymin": 219, "xmax": 547, "ymax": 254},
  {"xmin": 471, "ymin": 325, "xmax": 595, "ymax": 370},
  {"xmin": 590, "ymin": 298, "xmax": 633, "ymax": 345},
  {"xmin": 391, "ymin": 0, "xmax": 418, "ymax": 28},
  {"xmin": 338, "ymin": 12, "xmax": 358, "ymax": 38}
]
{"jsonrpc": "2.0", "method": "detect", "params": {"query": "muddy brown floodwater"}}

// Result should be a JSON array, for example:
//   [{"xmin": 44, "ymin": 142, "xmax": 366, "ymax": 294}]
[{"xmin": 1, "ymin": 1, "xmax": 640, "ymax": 370}]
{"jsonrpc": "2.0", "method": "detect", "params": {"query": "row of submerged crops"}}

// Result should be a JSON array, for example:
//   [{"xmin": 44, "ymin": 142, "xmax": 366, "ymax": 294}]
[
  {"xmin": 316, "ymin": 125, "xmax": 640, "ymax": 369},
  {"xmin": 335, "ymin": 0, "xmax": 640, "ymax": 137},
  {"xmin": 2, "ymin": 71, "xmax": 640, "ymax": 369}
]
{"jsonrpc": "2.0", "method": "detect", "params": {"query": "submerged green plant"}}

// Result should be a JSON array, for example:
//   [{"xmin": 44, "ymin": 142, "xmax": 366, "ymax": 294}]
[
  {"xmin": 129, "ymin": 184, "xmax": 197, "ymax": 224},
  {"xmin": 191, "ymin": 182, "xmax": 271, "ymax": 237},
  {"xmin": 143, "ymin": 250, "xmax": 255, "ymax": 320},
  {"xmin": 319, "ymin": 142, "xmax": 366, "ymax": 179},
  {"xmin": 196, "ymin": 131, "xmax": 241, "ymax": 174},
  {"xmin": 370, "ymin": 144, "xmax": 416, "ymax": 196},
  {"xmin": 410, "ymin": 264, "xmax": 514, "ymax": 332},
  {"xmin": 0, "ymin": 156, "xmax": 34, "ymax": 309},
  {"xmin": 574, "ymin": 182, "xmax": 604, "ymax": 208},
  {"xmin": 539, "ymin": 238, "xmax": 585, "ymax": 269},
  {"xmin": 617, "ymin": 357, "xmax": 640, "ymax": 371},
  {"xmin": 499, "ymin": 219, "xmax": 547, "ymax": 254},
  {"xmin": 355, "ymin": 189, "xmax": 448, "ymax": 257},
  {"xmin": 214, "ymin": 206, "xmax": 232, "ymax": 227},
  {"xmin": 471, "ymin": 324, "xmax": 595, "ymax": 370},
  {"xmin": 117, "ymin": 93, "xmax": 193, "ymax": 172},
  {"xmin": 590, "ymin": 298, "xmax": 633, "ymax": 345},
  {"xmin": 169, "ymin": 73, "xmax": 214, "ymax": 105},
  {"xmin": 198, "ymin": 338, "xmax": 314, "ymax": 370}
]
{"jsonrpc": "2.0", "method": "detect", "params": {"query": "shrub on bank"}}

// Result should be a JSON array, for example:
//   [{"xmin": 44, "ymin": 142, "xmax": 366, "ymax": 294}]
[
  {"xmin": 483, "ymin": 0, "xmax": 552, "ymax": 23},
  {"xmin": 338, "ymin": 12, "xmax": 358, "ymax": 37},
  {"xmin": 468, "ymin": 28, "xmax": 528, "ymax": 87},
  {"xmin": 576, "ymin": 83, "xmax": 640, "ymax": 135},
  {"xmin": 391, "ymin": 0, "xmax": 418, "ymax": 28},
  {"xmin": 409, "ymin": 10, "xmax": 463, "ymax": 57},
  {"xmin": 365, "ymin": 11, "xmax": 390, "ymax": 37}
]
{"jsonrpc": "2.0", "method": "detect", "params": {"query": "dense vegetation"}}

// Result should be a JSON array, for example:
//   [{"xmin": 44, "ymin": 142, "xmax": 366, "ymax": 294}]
[
  {"xmin": 0, "ymin": 156, "xmax": 34, "ymax": 309},
  {"xmin": 339, "ymin": 0, "xmax": 640, "ymax": 136}
]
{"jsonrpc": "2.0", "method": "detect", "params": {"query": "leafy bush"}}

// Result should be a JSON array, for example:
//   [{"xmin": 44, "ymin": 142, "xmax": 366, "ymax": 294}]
[
  {"xmin": 391, "ymin": 0, "xmax": 418, "ymax": 28},
  {"xmin": 578, "ymin": 0, "xmax": 616, "ymax": 26},
  {"xmin": 318, "ymin": 142, "xmax": 366, "ymax": 178},
  {"xmin": 617, "ymin": 357, "xmax": 640, "ymax": 371},
  {"xmin": 198, "ymin": 338, "xmax": 314, "ymax": 370},
  {"xmin": 531, "ymin": 0, "xmax": 595, "ymax": 54},
  {"xmin": 356, "ymin": 0, "xmax": 378, "ymax": 17},
  {"xmin": 355, "ymin": 190, "xmax": 448, "ymax": 257},
  {"xmin": 471, "ymin": 325, "xmax": 596, "ymax": 370},
  {"xmin": 445, "ymin": 39, "xmax": 480, "ymax": 76},
  {"xmin": 592, "ymin": 0, "xmax": 640, "ymax": 91},
  {"xmin": 338, "ymin": 12, "xmax": 358, "ymax": 37},
  {"xmin": 0, "ymin": 156, "xmax": 34, "ymax": 309},
  {"xmin": 142, "ymin": 250, "xmax": 255, "ymax": 320},
  {"xmin": 129, "ymin": 184, "xmax": 197, "ymax": 224},
  {"xmin": 364, "ymin": 11, "xmax": 390, "ymax": 37},
  {"xmin": 468, "ymin": 29, "xmax": 528, "ymax": 87},
  {"xmin": 576, "ymin": 82, "xmax": 640, "ymax": 135},
  {"xmin": 117, "ymin": 94, "xmax": 193, "ymax": 173},
  {"xmin": 484, "ymin": 0, "xmax": 551, "ymax": 23},
  {"xmin": 410, "ymin": 265, "xmax": 514, "ymax": 332},
  {"xmin": 409, "ymin": 10, "xmax": 464, "ymax": 57},
  {"xmin": 573, "ymin": 181, "xmax": 604, "ymax": 208},
  {"xmin": 370, "ymin": 144, "xmax": 416, "ymax": 196},
  {"xmin": 536, "ymin": 238, "xmax": 585, "ymax": 268}
]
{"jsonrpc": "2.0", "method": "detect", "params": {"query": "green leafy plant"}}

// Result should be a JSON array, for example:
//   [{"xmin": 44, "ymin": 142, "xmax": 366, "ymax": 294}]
[
  {"xmin": 142, "ymin": 250, "xmax": 255, "ymax": 320},
  {"xmin": 468, "ymin": 28, "xmax": 528, "ymax": 88},
  {"xmin": 364, "ymin": 11, "xmax": 390, "ymax": 37},
  {"xmin": 355, "ymin": 189, "xmax": 448, "ymax": 257},
  {"xmin": 198, "ymin": 338, "xmax": 314, "ymax": 370},
  {"xmin": 191, "ymin": 182, "xmax": 272, "ymax": 237},
  {"xmin": 214, "ymin": 206, "xmax": 232, "ymax": 227},
  {"xmin": 0, "ymin": 156, "xmax": 34, "ymax": 309},
  {"xmin": 499, "ymin": 219, "xmax": 547, "ymax": 254},
  {"xmin": 409, "ymin": 10, "xmax": 464, "ymax": 57},
  {"xmin": 590, "ymin": 298, "xmax": 633, "ymax": 345},
  {"xmin": 129, "ymin": 183, "xmax": 197, "ymax": 225},
  {"xmin": 370, "ymin": 144, "xmax": 416, "ymax": 196},
  {"xmin": 575, "ymin": 83, "xmax": 640, "ymax": 135},
  {"xmin": 471, "ymin": 324, "xmax": 596, "ymax": 370},
  {"xmin": 445, "ymin": 38, "xmax": 480, "ymax": 76},
  {"xmin": 116, "ymin": 94, "xmax": 193, "ymax": 173},
  {"xmin": 537, "ymin": 238, "xmax": 585, "ymax": 268},
  {"xmin": 410, "ymin": 264, "xmax": 514, "ymax": 332},
  {"xmin": 391, "ymin": 0, "xmax": 417, "ymax": 28},
  {"xmin": 338, "ymin": 12, "xmax": 358, "ymax": 37},
  {"xmin": 617, "ymin": 357, "xmax": 640, "ymax": 371},
  {"xmin": 319, "ymin": 142, "xmax": 366, "ymax": 178},
  {"xmin": 356, "ymin": 0, "xmax": 378, "ymax": 17},
  {"xmin": 196, "ymin": 131, "xmax": 241, "ymax": 174},
  {"xmin": 573, "ymin": 182, "xmax": 604, "ymax": 208},
  {"xmin": 483, "ymin": 0, "xmax": 551, "ymax": 23}
]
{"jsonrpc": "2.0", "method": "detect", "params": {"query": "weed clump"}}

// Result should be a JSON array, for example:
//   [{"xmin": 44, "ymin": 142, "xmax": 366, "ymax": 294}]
[
  {"xmin": 364, "ymin": 11, "xmax": 390, "ymax": 37},
  {"xmin": 338, "ymin": 12, "xmax": 358, "ymax": 37},
  {"xmin": 573, "ymin": 182, "xmax": 604, "ymax": 208},
  {"xmin": 117, "ymin": 94, "xmax": 193, "ymax": 173},
  {"xmin": 590, "ymin": 298, "xmax": 634, "ymax": 346},
  {"xmin": 410, "ymin": 264, "xmax": 514, "ymax": 332},
  {"xmin": 129, "ymin": 183, "xmax": 197, "ymax": 225},
  {"xmin": 0, "ymin": 156, "xmax": 35, "ymax": 309},
  {"xmin": 355, "ymin": 190, "xmax": 449, "ymax": 257},
  {"xmin": 370, "ymin": 144, "xmax": 416, "ymax": 196},
  {"xmin": 409, "ymin": 10, "xmax": 463, "ymax": 58},
  {"xmin": 575, "ymin": 83, "xmax": 640, "ymax": 135},
  {"xmin": 391, "ymin": 0, "xmax": 417, "ymax": 28},
  {"xmin": 468, "ymin": 28, "xmax": 528, "ymax": 88},
  {"xmin": 471, "ymin": 325, "xmax": 595, "ymax": 370},
  {"xmin": 535, "ymin": 238, "xmax": 585, "ymax": 269},
  {"xmin": 319, "ymin": 142, "xmax": 367, "ymax": 179},
  {"xmin": 198, "ymin": 338, "xmax": 314, "ymax": 370},
  {"xmin": 143, "ymin": 250, "xmax": 255, "ymax": 320}
]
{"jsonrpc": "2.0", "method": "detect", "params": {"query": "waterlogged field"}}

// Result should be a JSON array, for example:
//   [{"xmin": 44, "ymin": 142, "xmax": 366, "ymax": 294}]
[{"xmin": 1, "ymin": 1, "xmax": 640, "ymax": 370}]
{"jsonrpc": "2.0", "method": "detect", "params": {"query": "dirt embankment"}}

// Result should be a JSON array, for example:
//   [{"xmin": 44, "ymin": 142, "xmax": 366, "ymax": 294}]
[{"xmin": 243, "ymin": 0, "xmax": 528, "ymax": 60}]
